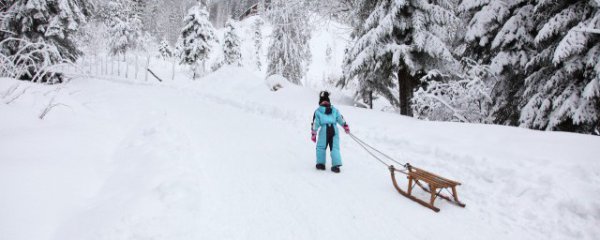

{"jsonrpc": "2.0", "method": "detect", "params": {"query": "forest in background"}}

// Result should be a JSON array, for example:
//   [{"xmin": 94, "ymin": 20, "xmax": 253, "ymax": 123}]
[{"xmin": 1, "ymin": 0, "xmax": 599, "ymax": 135}]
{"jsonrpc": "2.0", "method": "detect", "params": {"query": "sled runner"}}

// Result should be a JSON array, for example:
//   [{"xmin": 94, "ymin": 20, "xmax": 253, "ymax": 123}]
[{"xmin": 389, "ymin": 164, "xmax": 465, "ymax": 212}]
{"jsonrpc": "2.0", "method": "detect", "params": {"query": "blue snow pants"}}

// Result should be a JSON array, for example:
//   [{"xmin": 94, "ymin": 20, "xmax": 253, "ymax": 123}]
[{"xmin": 312, "ymin": 105, "xmax": 347, "ymax": 167}]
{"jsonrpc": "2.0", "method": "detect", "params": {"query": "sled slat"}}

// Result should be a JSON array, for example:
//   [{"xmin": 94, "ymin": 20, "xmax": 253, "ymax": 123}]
[
  {"xmin": 408, "ymin": 169, "xmax": 457, "ymax": 188},
  {"xmin": 412, "ymin": 167, "xmax": 461, "ymax": 186}
]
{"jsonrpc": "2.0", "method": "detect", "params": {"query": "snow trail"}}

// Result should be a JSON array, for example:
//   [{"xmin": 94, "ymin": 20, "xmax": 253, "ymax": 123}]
[{"xmin": 1, "ymin": 70, "xmax": 599, "ymax": 240}]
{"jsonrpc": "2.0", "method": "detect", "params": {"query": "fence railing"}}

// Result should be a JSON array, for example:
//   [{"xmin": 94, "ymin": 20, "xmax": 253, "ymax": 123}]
[{"xmin": 62, "ymin": 54, "xmax": 179, "ymax": 82}]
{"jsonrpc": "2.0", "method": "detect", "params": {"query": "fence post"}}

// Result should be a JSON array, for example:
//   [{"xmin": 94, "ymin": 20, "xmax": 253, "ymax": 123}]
[
  {"xmin": 144, "ymin": 56, "xmax": 150, "ymax": 82},
  {"xmin": 135, "ymin": 54, "xmax": 139, "ymax": 80},
  {"xmin": 117, "ymin": 55, "xmax": 121, "ymax": 77},
  {"xmin": 202, "ymin": 60, "xmax": 206, "ymax": 78},
  {"xmin": 172, "ymin": 58, "xmax": 176, "ymax": 81},
  {"xmin": 125, "ymin": 54, "xmax": 129, "ymax": 79},
  {"xmin": 110, "ymin": 56, "xmax": 114, "ymax": 75}
]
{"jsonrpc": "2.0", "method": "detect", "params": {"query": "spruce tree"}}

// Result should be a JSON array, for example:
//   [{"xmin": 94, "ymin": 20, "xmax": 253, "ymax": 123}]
[
  {"xmin": 519, "ymin": 1, "xmax": 600, "ymax": 133},
  {"xmin": 266, "ymin": 0, "xmax": 312, "ymax": 85},
  {"xmin": 459, "ymin": 0, "xmax": 536, "ymax": 125},
  {"xmin": 223, "ymin": 19, "xmax": 243, "ymax": 66},
  {"xmin": 108, "ymin": 17, "xmax": 144, "ymax": 55},
  {"xmin": 0, "ymin": 0, "xmax": 93, "ymax": 81},
  {"xmin": 159, "ymin": 38, "xmax": 173, "ymax": 59},
  {"xmin": 106, "ymin": 0, "xmax": 145, "ymax": 56},
  {"xmin": 342, "ymin": 0, "xmax": 460, "ymax": 115},
  {"xmin": 179, "ymin": 2, "xmax": 215, "ymax": 79}
]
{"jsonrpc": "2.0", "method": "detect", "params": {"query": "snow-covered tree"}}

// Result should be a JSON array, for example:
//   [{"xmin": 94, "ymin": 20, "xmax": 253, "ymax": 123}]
[
  {"xmin": 412, "ymin": 59, "xmax": 494, "ymax": 123},
  {"xmin": 174, "ymin": 38, "xmax": 184, "ymax": 59},
  {"xmin": 0, "ymin": 0, "xmax": 93, "ymax": 81},
  {"xmin": 199, "ymin": 0, "xmax": 210, "ymax": 9},
  {"xmin": 102, "ymin": 0, "xmax": 149, "ymax": 56},
  {"xmin": 304, "ymin": 0, "xmax": 360, "ymax": 24},
  {"xmin": 179, "ymin": 2, "xmax": 215, "ymax": 79},
  {"xmin": 252, "ymin": 17, "xmax": 264, "ymax": 71},
  {"xmin": 222, "ymin": 19, "xmax": 242, "ymax": 66},
  {"xmin": 459, "ymin": 0, "xmax": 536, "ymax": 125},
  {"xmin": 159, "ymin": 38, "xmax": 173, "ymax": 59},
  {"xmin": 266, "ymin": 0, "xmax": 312, "ymax": 85},
  {"xmin": 342, "ymin": 0, "xmax": 461, "ymax": 115},
  {"xmin": 135, "ymin": 0, "xmax": 197, "ymax": 43},
  {"xmin": 519, "ymin": 1, "xmax": 600, "ymax": 133},
  {"xmin": 108, "ymin": 16, "xmax": 144, "ymax": 55}
]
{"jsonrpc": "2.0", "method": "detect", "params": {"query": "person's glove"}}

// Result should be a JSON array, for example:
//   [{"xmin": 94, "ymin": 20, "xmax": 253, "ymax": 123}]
[
  {"xmin": 343, "ymin": 124, "xmax": 350, "ymax": 134},
  {"xmin": 311, "ymin": 130, "xmax": 317, "ymax": 142}
]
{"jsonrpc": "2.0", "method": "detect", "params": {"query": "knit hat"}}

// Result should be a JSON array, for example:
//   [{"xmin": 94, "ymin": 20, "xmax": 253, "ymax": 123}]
[{"xmin": 319, "ymin": 91, "xmax": 330, "ymax": 104}]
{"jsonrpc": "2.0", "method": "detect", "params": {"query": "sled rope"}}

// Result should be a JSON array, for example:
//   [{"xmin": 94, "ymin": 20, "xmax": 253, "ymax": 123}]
[{"xmin": 348, "ymin": 133, "xmax": 407, "ymax": 169}]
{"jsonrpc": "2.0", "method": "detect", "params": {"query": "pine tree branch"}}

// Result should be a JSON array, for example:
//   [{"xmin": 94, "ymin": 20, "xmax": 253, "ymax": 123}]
[
  {"xmin": 5, "ymin": 86, "xmax": 30, "ymax": 105},
  {"xmin": 573, "ymin": 27, "xmax": 600, "ymax": 34}
]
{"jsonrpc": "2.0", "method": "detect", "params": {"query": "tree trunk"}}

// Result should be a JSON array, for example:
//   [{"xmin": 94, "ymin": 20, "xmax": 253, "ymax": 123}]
[
  {"xmin": 368, "ymin": 90, "xmax": 373, "ymax": 109},
  {"xmin": 398, "ymin": 67, "xmax": 417, "ymax": 116}
]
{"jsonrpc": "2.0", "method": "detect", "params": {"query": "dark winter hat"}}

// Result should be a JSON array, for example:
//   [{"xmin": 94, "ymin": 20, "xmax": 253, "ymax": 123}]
[{"xmin": 319, "ymin": 91, "xmax": 330, "ymax": 104}]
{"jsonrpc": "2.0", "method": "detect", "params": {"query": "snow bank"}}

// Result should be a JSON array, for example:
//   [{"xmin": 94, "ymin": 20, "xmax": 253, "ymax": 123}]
[{"xmin": 265, "ymin": 74, "xmax": 290, "ymax": 91}]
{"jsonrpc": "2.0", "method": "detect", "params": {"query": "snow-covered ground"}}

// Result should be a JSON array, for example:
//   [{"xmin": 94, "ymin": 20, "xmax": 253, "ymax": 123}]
[{"xmin": 1, "ymin": 67, "xmax": 599, "ymax": 240}]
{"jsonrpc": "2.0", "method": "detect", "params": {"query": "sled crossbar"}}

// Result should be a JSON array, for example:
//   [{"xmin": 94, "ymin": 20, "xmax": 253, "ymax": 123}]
[{"xmin": 389, "ymin": 164, "xmax": 465, "ymax": 212}]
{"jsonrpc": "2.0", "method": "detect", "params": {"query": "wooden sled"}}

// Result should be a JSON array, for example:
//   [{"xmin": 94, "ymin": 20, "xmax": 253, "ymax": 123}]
[{"xmin": 389, "ymin": 164, "xmax": 466, "ymax": 212}]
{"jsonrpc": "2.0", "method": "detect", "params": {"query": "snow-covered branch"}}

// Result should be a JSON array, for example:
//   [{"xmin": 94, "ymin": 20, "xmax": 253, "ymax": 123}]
[
  {"xmin": 4, "ymin": 86, "xmax": 30, "ymax": 105},
  {"xmin": 412, "ymin": 60, "xmax": 495, "ymax": 123},
  {"xmin": 0, "ymin": 38, "xmax": 65, "ymax": 83},
  {"xmin": 38, "ymin": 87, "xmax": 70, "ymax": 120},
  {"xmin": 573, "ymin": 27, "xmax": 600, "ymax": 34}
]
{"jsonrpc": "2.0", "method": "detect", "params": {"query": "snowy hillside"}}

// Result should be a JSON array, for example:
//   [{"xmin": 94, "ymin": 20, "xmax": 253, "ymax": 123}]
[{"xmin": 1, "ymin": 68, "xmax": 599, "ymax": 240}]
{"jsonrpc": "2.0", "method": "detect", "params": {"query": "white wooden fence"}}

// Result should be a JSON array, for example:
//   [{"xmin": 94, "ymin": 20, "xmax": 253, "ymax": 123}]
[{"xmin": 63, "ymin": 54, "xmax": 178, "ymax": 82}]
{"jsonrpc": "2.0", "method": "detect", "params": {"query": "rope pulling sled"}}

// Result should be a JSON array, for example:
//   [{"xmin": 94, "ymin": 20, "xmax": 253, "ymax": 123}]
[{"xmin": 349, "ymin": 133, "xmax": 466, "ymax": 212}]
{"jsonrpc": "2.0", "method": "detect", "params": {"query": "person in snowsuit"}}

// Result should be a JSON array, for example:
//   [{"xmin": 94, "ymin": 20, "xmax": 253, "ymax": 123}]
[{"xmin": 311, "ymin": 91, "xmax": 350, "ymax": 173}]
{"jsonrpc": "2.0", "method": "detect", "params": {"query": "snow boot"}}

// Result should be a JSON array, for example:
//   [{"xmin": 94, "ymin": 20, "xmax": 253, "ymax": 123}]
[
  {"xmin": 316, "ymin": 163, "xmax": 326, "ymax": 170},
  {"xmin": 331, "ymin": 166, "xmax": 341, "ymax": 173}
]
